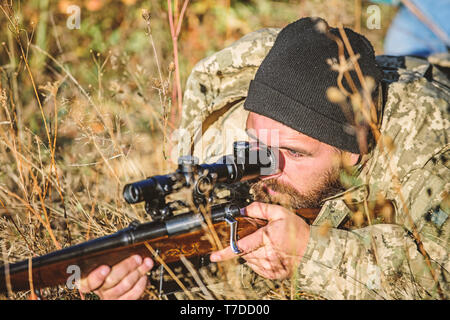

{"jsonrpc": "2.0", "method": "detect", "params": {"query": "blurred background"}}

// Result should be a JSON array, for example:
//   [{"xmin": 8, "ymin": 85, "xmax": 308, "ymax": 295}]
[{"xmin": 0, "ymin": 0, "xmax": 426, "ymax": 299}]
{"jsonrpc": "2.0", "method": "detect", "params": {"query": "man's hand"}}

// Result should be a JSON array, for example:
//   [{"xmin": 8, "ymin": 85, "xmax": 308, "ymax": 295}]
[
  {"xmin": 210, "ymin": 202, "xmax": 310, "ymax": 280},
  {"xmin": 79, "ymin": 255, "xmax": 154, "ymax": 300}
]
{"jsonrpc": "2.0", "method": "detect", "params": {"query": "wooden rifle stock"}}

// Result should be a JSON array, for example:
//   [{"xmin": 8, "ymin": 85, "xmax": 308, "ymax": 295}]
[{"xmin": 0, "ymin": 206, "xmax": 320, "ymax": 294}]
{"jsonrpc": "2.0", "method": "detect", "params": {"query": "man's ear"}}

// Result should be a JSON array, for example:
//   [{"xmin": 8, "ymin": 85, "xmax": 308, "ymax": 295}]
[{"xmin": 342, "ymin": 152, "xmax": 360, "ymax": 167}]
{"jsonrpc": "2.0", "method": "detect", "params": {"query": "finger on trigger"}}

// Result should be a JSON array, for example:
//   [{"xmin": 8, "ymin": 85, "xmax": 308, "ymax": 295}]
[
  {"xmin": 245, "ymin": 202, "xmax": 285, "ymax": 221},
  {"xmin": 210, "ymin": 227, "xmax": 264, "ymax": 262}
]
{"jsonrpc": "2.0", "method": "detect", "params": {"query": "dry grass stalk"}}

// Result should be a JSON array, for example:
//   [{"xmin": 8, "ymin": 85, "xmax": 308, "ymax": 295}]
[
  {"xmin": 179, "ymin": 254, "xmax": 214, "ymax": 300},
  {"xmin": 143, "ymin": 242, "xmax": 194, "ymax": 299},
  {"xmin": 167, "ymin": 0, "xmax": 189, "ymax": 126}
]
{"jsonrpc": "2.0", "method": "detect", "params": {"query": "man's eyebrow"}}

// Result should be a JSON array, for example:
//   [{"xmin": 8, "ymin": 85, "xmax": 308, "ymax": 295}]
[
  {"xmin": 279, "ymin": 145, "xmax": 314, "ymax": 156},
  {"xmin": 244, "ymin": 129, "xmax": 314, "ymax": 156}
]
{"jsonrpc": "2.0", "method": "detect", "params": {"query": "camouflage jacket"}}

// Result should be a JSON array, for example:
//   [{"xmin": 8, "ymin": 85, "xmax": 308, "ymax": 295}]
[{"xmin": 177, "ymin": 28, "xmax": 450, "ymax": 300}]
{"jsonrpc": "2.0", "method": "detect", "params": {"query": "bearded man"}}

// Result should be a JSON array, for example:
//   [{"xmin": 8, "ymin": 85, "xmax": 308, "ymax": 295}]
[{"xmin": 80, "ymin": 18, "xmax": 449, "ymax": 300}]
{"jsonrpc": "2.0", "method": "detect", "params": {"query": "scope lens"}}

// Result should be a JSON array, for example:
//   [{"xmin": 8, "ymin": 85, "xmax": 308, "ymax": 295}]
[
  {"xmin": 123, "ymin": 184, "xmax": 140, "ymax": 204},
  {"xmin": 247, "ymin": 142, "xmax": 280, "ymax": 175}
]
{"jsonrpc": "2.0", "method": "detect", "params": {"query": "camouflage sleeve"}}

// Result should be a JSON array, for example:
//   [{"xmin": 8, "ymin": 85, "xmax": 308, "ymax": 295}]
[
  {"xmin": 296, "ymin": 223, "xmax": 449, "ymax": 300},
  {"xmin": 295, "ymin": 159, "xmax": 449, "ymax": 300}
]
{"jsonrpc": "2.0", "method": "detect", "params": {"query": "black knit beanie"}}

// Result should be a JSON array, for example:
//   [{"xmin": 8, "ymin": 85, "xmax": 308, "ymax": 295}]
[{"xmin": 244, "ymin": 17, "xmax": 383, "ymax": 154}]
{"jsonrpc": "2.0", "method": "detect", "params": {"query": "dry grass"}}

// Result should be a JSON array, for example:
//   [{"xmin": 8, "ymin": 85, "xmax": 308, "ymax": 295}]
[{"xmin": 0, "ymin": 0, "xmax": 395, "ymax": 300}]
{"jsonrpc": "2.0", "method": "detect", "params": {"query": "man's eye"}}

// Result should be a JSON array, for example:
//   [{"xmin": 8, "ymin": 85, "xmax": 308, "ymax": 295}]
[{"xmin": 286, "ymin": 149, "xmax": 304, "ymax": 158}]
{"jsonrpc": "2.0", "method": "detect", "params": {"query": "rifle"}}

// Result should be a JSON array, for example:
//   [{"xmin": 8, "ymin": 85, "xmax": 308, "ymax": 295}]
[{"xmin": 0, "ymin": 141, "xmax": 320, "ymax": 294}]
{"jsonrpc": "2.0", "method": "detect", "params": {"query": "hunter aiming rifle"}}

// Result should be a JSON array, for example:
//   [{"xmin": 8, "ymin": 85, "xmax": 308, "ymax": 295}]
[{"xmin": 0, "ymin": 141, "xmax": 320, "ymax": 294}]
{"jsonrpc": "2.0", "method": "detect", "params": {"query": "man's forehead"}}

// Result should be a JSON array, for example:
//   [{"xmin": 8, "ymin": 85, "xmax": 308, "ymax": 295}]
[{"xmin": 245, "ymin": 112, "xmax": 320, "ymax": 146}]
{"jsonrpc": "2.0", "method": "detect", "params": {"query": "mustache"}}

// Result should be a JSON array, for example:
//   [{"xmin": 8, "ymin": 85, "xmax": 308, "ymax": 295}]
[{"xmin": 250, "ymin": 171, "xmax": 345, "ymax": 210}]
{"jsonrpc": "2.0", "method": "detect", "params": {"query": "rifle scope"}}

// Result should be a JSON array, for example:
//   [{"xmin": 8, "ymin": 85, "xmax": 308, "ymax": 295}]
[{"xmin": 123, "ymin": 141, "xmax": 278, "ymax": 204}]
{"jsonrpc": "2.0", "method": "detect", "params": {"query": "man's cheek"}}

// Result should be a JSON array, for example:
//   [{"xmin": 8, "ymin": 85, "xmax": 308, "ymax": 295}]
[
  {"xmin": 284, "ymin": 158, "xmax": 329, "ymax": 182},
  {"xmin": 279, "ymin": 164, "xmax": 310, "ymax": 191}
]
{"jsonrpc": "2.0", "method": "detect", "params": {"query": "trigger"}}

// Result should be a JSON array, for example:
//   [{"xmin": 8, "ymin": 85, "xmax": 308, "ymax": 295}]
[{"xmin": 225, "ymin": 215, "xmax": 242, "ymax": 255}]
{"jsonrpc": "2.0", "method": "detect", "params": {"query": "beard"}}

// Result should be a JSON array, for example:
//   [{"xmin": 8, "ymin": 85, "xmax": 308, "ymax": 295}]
[{"xmin": 250, "ymin": 168, "xmax": 346, "ymax": 210}]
